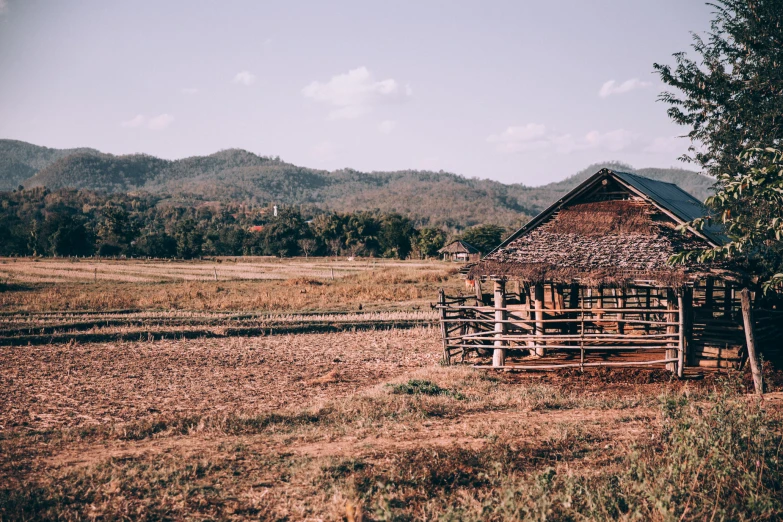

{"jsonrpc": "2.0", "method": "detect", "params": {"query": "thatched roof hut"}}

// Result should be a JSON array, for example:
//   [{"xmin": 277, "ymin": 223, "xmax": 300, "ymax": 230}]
[
  {"xmin": 438, "ymin": 169, "xmax": 776, "ymax": 381},
  {"xmin": 438, "ymin": 239, "xmax": 480, "ymax": 262},
  {"xmin": 468, "ymin": 168, "xmax": 730, "ymax": 286}
]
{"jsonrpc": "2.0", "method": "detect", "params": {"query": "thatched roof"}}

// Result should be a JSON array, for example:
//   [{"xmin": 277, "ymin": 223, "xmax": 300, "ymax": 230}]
[
  {"xmin": 439, "ymin": 240, "xmax": 480, "ymax": 254},
  {"xmin": 468, "ymin": 170, "xmax": 730, "ymax": 286}
]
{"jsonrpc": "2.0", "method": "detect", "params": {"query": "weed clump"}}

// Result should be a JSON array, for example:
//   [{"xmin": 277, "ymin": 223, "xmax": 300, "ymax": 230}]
[{"xmin": 387, "ymin": 379, "xmax": 464, "ymax": 400}]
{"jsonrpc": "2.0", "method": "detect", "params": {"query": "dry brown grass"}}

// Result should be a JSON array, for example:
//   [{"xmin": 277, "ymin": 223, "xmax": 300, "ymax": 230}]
[
  {"xmin": 4, "ymin": 320, "xmax": 779, "ymax": 520},
  {"xmin": 2, "ymin": 258, "xmax": 781, "ymax": 520},
  {"xmin": 0, "ymin": 258, "xmax": 462, "ymax": 313}
]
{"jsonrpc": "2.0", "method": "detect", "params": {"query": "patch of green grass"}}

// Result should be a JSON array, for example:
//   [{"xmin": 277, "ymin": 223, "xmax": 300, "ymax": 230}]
[{"xmin": 387, "ymin": 379, "xmax": 465, "ymax": 400}]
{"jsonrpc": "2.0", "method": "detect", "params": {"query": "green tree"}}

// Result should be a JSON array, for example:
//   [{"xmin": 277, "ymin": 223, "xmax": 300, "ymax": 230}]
[
  {"xmin": 413, "ymin": 227, "xmax": 446, "ymax": 259},
  {"xmin": 379, "ymin": 213, "xmax": 414, "ymax": 259},
  {"xmin": 173, "ymin": 218, "xmax": 203, "ymax": 259},
  {"xmin": 46, "ymin": 213, "xmax": 94, "ymax": 257},
  {"xmin": 260, "ymin": 207, "xmax": 307, "ymax": 257},
  {"xmin": 671, "ymin": 147, "xmax": 783, "ymax": 291},
  {"xmin": 654, "ymin": 0, "xmax": 783, "ymax": 178},
  {"xmin": 460, "ymin": 224, "xmax": 505, "ymax": 254}
]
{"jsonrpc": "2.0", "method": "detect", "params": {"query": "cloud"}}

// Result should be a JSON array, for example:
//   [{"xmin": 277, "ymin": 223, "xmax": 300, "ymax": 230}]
[
  {"xmin": 232, "ymin": 70, "xmax": 256, "ymax": 86},
  {"xmin": 121, "ymin": 114, "xmax": 146, "ymax": 128},
  {"xmin": 644, "ymin": 135, "xmax": 686, "ymax": 155},
  {"xmin": 599, "ymin": 78, "xmax": 650, "ymax": 98},
  {"xmin": 302, "ymin": 66, "xmax": 411, "ymax": 119},
  {"xmin": 378, "ymin": 120, "xmax": 397, "ymax": 134},
  {"xmin": 488, "ymin": 124, "xmax": 637, "ymax": 154},
  {"xmin": 486, "ymin": 124, "xmax": 548, "ymax": 152},
  {"xmin": 582, "ymin": 129, "xmax": 637, "ymax": 152},
  {"xmin": 121, "ymin": 113, "xmax": 174, "ymax": 130},
  {"xmin": 147, "ymin": 113, "xmax": 174, "ymax": 130},
  {"xmin": 181, "ymin": 87, "xmax": 199, "ymax": 94},
  {"xmin": 0, "ymin": 0, "xmax": 8, "ymax": 15}
]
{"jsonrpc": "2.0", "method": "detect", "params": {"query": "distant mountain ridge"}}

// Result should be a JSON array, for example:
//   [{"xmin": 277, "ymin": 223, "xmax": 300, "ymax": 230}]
[{"xmin": 0, "ymin": 139, "xmax": 715, "ymax": 229}]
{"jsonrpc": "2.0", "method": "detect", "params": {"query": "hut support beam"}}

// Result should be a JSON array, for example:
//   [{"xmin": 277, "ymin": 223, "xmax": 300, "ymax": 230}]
[
  {"xmin": 534, "ymin": 283, "xmax": 545, "ymax": 357},
  {"xmin": 677, "ymin": 292, "xmax": 685, "ymax": 378},
  {"xmin": 492, "ymin": 281, "xmax": 507, "ymax": 367},
  {"xmin": 665, "ymin": 289, "xmax": 677, "ymax": 373},
  {"xmin": 740, "ymin": 288, "xmax": 763, "ymax": 394}
]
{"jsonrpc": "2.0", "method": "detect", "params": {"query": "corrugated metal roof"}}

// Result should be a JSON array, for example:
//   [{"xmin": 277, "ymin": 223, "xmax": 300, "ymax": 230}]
[{"xmin": 613, "ymin": 171, "xmax": 727, "ymax": 245}]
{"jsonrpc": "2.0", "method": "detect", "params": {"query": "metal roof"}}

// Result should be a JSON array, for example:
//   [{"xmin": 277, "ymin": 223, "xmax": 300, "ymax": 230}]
[{"xmin": 613, "ymin": 171, "xmax": 727, "ymax": 245}]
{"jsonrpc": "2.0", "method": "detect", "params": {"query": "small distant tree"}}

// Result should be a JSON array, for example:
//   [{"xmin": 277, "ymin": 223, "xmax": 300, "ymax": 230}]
[
  {"xmin": 460, "ymin": 224, "xmax": 505, "ymax": 254},
  {"xmin": 297, "ymin": 238, "xmax": 317, "ymax": 258},
  {"xmin": 379, "ymin": 213, "xmax": 415, "ymax": 259},
  {"xmin": 413, "ymin": 227, "xmax": 446, "ymax": 259},
  {"xmin": 261, "ymin": 207, "xmax": 307, "ymax": 257}
]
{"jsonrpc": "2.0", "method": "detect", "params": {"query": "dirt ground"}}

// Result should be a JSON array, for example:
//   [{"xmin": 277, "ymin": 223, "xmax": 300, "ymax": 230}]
[
  {"xmin": 3, "ymin": 324, "xmax": 777, "ymax": 520},
  {"xmin": 1, "ymin": 259, "xmax": 781, "ymax": 520}
]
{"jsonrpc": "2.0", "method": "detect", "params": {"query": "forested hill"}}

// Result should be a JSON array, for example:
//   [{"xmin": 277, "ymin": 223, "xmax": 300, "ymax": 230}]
[
  {"xmin": 1, "ymin": 139, "xmax": 714, "ymax": 230},
  {"xmin": 0, "ymin": 140, "xmax": 99, "ymax": 191}
]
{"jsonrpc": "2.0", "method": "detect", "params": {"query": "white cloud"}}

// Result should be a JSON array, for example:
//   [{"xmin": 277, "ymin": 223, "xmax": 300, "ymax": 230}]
[
  {"xmin": 0, "ymin": 0, "xmax": 8, "ymax": 15},
  {"xmin": 232, "ymin": 70, "xmax": 256, "ymax": 86},
  {"xmin": 302, "ymin": 66, "xmax": 411, "ymax": 119},
  {"xmin": 486, "ymin": 124, "xmax": 548, "ymax": 152},
  {"xmin": 181, "ymin": 87, "xmax": 199, "ymax": 94},
  {"xmin": 121, "ymin": 114, "xmax": 146, "ymax": 128},
  {"xmin": 378, "ymin": 120, "xmax": 397, "ymax": 134},
  {"xmin": 147, "ymin": 113, "xmax": 174, "ymax": 130},
  {"xmin": 488, "ymin": 124, "xmax": 637, "ymax": 154},
  {"xmin": 582, "ymin": 129, "xmax": 637, "ymax": 152},
  {"xmin": 122, "ymin": 113, "xmax": 174, "ymax": 130},
  {"xmin": 644, "ymin": 135, "xmax": 686, "ymax": 154},
  {"xmin": 599, "ymin": 78, "xmax": 650, "ymax": 98}
]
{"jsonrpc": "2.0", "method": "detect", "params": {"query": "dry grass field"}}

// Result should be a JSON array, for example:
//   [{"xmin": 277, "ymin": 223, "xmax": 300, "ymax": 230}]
[{"xmin": 1, "ymin": 258, "xmax": 783, "ymax": 520}]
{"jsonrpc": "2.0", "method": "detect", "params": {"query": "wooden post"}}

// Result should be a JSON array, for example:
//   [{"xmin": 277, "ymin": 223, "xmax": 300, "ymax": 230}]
[
  {"xmin": 665, "ymin": 289, "xmax": 677, "ymax": 373},
  {"xmin": 724, "ymin": 283, "xmax": 733, "ymax": 318},
  {"xmin": 677, "ymin": 291, "xmax": 685, "ymax": 378},
  {"xmin": 492, "ymin": 281, "xmax": 507, "ymax": 367},
  {"xmin": 94, "ymin": 267, "xmax": 97, "ymax": 282},
  {"xmin": 569, "ymin": 283, "xmax": 579, "ymax": 336},
  {"xmin": 644, "ymin": 287, "xmax": 651, "ymax": 333},
  {"xmin": 213, "ymin": 267, "xmax": 218, "ymax": 281},
  {"xmin": 533, "ymin": 283, "xmax": 545, "ymax": 357},
  {"xmin": 596, "ymin": 287, "xmax": 604, "ymax": 320},
  {"xmin": 475, "ymin": 278, "xmax": 483, "ymax": 306},
  {"xmin": 740, "ymin": 288, "xmax": 763, "ymax": 394},
  {"xmin": 617, "ymin": 288, "xmax": 626, "ymax": 335},
  {"xmin": 704, "ymin": 277, "xmax": 714, "ymax": 309},
  {"xmin": 684, "ymin": 287, "xmax": 694, "ymax": 367},
  {"xmin": 438, "ymin": 289, "xmax": 450, "ymax": 365}
]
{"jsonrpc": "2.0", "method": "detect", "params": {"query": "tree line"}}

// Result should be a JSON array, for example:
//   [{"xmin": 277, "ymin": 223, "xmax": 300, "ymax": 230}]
[{"xmin": 0, "ymin": 187, "xmax": 505, "ymax": 260}]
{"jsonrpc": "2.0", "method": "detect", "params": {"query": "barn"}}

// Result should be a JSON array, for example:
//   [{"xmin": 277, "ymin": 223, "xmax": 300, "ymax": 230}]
[{"xmin": 437, "ymin": 168, "xmax": 781, "ymax": 381}]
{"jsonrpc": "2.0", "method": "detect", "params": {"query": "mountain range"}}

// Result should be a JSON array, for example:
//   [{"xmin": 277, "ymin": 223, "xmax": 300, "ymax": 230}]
[{"xmin": 0, "ymin": 139, "xmax": 715, "ymax": 229}]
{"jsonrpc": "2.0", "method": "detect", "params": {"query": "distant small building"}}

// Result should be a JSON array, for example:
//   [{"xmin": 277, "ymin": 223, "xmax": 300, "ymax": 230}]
[
  {"xmin": 438, "ymin": 240, "xmax": 480, "ymax": 262},
  {"xmin": 248, "ymin": 225, "xmax": 264, "ymax": 233}
]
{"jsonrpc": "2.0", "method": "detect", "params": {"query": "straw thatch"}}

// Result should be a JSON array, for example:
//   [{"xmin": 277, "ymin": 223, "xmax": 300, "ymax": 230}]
[{"xmin": 468, "ymin": 199, "xmax": 715, "ymax": 286}]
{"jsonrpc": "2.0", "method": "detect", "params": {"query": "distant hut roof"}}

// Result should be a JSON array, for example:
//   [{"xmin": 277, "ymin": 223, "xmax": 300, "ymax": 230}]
[
  {"xmin": 439, "ymin": 240, "xmax": 480, "ymax": 254},
  {"xmin": 469, "ymin": 169, "xmax": 733, "ymax": 286}
]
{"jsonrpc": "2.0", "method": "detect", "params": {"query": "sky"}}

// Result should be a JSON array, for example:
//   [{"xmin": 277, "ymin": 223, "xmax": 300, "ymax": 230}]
[{"xmin": 0, "ymin": 0, "xmax": 714, "ymax": 185}]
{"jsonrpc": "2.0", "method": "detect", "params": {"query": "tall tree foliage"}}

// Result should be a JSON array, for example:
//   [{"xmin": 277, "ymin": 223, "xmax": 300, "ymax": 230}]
[
  {"xmin": 671, "ymin": 148, "xmax": 783, "ymax": 290},
  {"xmin": 654, "ymin": 0, "xmax": 783, "ymax": 178}
]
